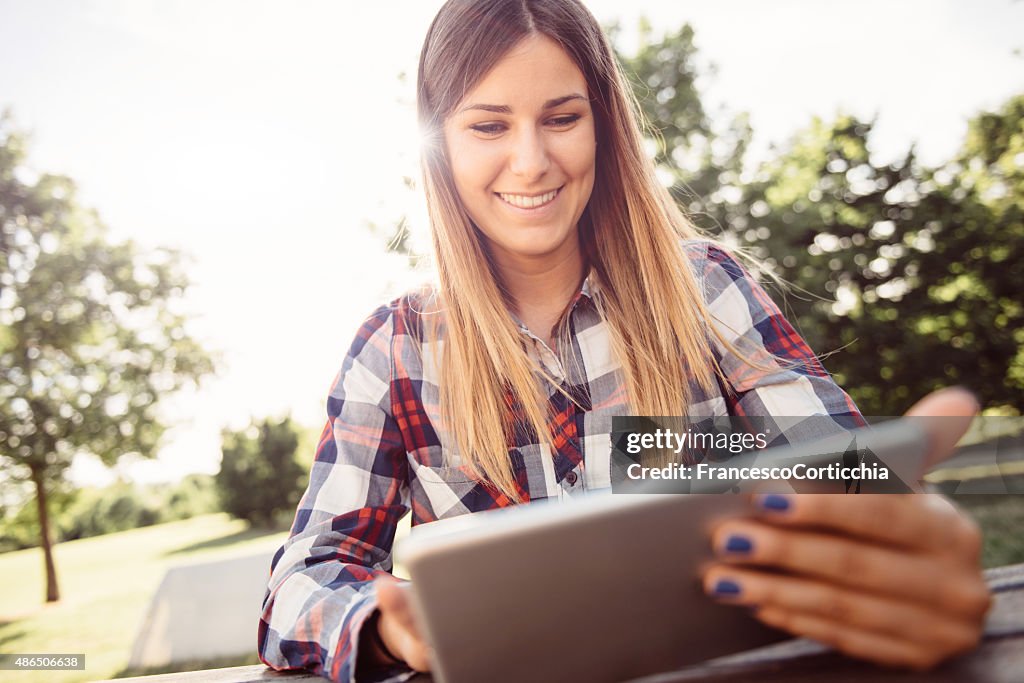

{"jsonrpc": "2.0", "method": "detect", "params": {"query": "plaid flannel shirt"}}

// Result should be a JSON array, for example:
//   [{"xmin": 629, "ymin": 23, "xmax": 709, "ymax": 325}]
[{"xmin": 258, "ymin": 241, "xmax": 862, "ymax": 682}]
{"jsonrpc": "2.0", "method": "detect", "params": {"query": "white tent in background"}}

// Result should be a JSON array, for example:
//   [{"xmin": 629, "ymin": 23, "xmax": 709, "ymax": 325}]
[{"xmin": 129, "ymin": 552, "xmax": 272, "ymax": 669}]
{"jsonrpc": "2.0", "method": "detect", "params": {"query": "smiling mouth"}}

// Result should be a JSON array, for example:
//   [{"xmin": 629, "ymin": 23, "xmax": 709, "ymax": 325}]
[{"xmin": 496, "ymin": 186, "xmax": 561, "ymax": 209}]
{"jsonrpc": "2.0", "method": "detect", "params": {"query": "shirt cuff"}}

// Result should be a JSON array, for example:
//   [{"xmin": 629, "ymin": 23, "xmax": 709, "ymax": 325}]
[{"xmin": 346, "ymin": 595, "xmax": 417, "ymax": 683}]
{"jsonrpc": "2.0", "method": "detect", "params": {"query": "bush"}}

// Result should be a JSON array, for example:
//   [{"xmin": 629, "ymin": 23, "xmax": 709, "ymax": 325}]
[
  {"xmin": 166, "ymin": 474, "xmax": 219, "ymax": 520},
  {"xmin": 60, "ymin": 484, "xmax": 163, "ymax": 541},
  {"xmin": 0, "ymin": 476, "xmax": 221, "ymax": 552},
  {"xmin": 0, "ymin": 481, "xmax": 77, "ymax": 552},
  {"xmin": 216, "ymin": 416, "xmax": 307, "ymax": 528},
  {"xmin": 0, "ymin": 496, "xmax": 44, "ymax": 552}
]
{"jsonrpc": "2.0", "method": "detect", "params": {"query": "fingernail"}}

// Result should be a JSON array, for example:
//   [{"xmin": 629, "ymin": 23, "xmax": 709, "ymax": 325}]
[
  {"xmin": 723, "ymin": 534, "xmax": 753, "ymax": 554},
  {"xmin": 712, "ymin": 579, "xmax": 742, "ymax": 597},
  {"xmin": 759, "ymin": 493, "xmax": 791, "ymax": 512}
]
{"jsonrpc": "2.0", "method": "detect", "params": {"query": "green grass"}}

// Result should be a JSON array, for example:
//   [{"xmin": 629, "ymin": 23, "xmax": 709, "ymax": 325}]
[
  {"xmin": 0, "ymin": 514, "xmax": 288, "ymax": 683},
  {"xmin": 951, "ymin": 494, "xmax": 1024, "ymax": 569}
]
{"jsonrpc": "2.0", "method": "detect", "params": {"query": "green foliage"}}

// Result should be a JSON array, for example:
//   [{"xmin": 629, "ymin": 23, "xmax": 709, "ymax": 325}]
[
  {"xmin": 0, "ymin": 475, "xmax": 220, "ymax": 552},
  {"xmin": 953, "ymin": 489, "xmax": 1024, "ymax": 568},
  {"xmin": 614, "ymin": 21, "xmax": 752, "ymax": 236},
  {"xmin": 613, "ymin": 25, "xmax": 1022, "ymax": 415},
  {"xmin": 0, "ymin": 480, "xmax": 73, "ymax": 553},
  {"xmin": 0, "ymin": 113, "xmax": 215, "ymax": 490},
  {"xmin": 616, "ymin": 22, "xmax": 711, "ymax": 170},
  {"xmin": 0, "ymin": 492, "xmax": 43, "ymax": 552},
  {"xmin": 58, "ymin": 483, "xmax": 161, "ymax": 541},
  {"xmin": 737, "ymin": 107, "xmax": 1023, "ymax": 414},
  {"xmin": 294, "ymin": 421, "xmax": 323, "ymax": 470},
  {"xmin": 216, "ymin": 416, "xmax": 307, "ymax": 528},
  {"xmin": 165, "ymin": 473, "xmax": 219, "ymax": 520},
  {"xmin": 0, "ymin": 113, "xmax": 215, "ymax": 598}
]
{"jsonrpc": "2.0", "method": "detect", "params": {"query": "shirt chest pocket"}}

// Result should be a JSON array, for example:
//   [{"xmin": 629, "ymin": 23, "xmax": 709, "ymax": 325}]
[
  {"xmin": 409, "ymin": 459, "xmax": 479, "ymax": 520},
  {"xmin": 408, "ymin": 447, "xmax": 525, "ymax": 519}
]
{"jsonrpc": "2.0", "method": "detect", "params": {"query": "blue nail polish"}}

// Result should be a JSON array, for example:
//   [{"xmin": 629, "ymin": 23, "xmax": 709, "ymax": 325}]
[
  {"xmin": 760, "ymin": 494, "xmax": 791, "ymax": 512},
  {"xmin": 724, "ymin": 535, "xmax": 753, "ymax": 554},
  {"xmin": 713, "ymin": 579, "xmax": 742, "ymax": 596}
]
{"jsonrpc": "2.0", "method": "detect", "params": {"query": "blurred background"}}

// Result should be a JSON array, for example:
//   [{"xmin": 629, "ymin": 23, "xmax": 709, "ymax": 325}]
[{"xmin": 1, "ymin": 1, "xmax": 1022, "ymax": 681}]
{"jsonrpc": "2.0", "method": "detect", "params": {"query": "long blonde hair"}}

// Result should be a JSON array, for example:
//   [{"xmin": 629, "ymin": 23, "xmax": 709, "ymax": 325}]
[{"xmin": 416, "ymin": 0, "xmax": 724, "ymax": 500}]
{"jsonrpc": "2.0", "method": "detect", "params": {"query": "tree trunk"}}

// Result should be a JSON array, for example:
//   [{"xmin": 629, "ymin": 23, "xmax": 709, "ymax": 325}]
[{"xmin": 31, "ymin": 466, "xmax": 60, "ymax": 602}]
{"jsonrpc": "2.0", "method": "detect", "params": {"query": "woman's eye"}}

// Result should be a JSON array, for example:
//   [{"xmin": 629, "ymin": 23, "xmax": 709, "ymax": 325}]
[
  {"xmin": 470, "ymin": 122, "xmax": 506, "ymax": 135},
  {"xmin": 548, "ymin": 114, "xmax": 581, "ymax": 127}
]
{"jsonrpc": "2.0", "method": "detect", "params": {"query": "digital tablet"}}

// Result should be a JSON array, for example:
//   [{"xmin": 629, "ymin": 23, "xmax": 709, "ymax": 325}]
[{"xmin": 395, "ymin": 419, "xmax": 928, "ymax": 683}]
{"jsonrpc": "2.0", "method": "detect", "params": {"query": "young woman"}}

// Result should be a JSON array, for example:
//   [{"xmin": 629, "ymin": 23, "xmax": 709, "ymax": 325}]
[{"xmin": 258, "ymin": 1, "xmax": 990, "ymax": 680}]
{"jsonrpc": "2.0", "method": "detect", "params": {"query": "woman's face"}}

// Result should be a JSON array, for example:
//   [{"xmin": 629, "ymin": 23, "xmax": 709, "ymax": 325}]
[{"xmin": 443, "ymin": 34, "xmax": 597, "ymax": 266}]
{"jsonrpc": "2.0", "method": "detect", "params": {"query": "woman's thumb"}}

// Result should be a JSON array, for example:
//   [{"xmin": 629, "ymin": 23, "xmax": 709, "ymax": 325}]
[{"xmin": 903, "ymin": 386, "xmax": 979, "ymax": 471}]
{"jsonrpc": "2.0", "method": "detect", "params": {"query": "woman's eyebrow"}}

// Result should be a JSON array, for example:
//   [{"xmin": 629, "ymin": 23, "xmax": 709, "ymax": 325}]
[{"xmin": 457, "ymin": 93, "xmax": 587, "ymax": 115}]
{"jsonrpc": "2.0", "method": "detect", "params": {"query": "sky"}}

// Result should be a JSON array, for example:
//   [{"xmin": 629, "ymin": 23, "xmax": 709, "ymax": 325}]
[{"xmin": 1, "ymin": 0, "xmax": 1021, "ymax": 485}]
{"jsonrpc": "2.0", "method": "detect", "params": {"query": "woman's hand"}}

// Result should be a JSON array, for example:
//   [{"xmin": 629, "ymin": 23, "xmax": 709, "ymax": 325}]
[
  {"xmin": 702, "ymin": 493, "xmax": 990, "ymax": 670},
  {"xmin": 373, "ymin": 575, "xmax": 433, "ymax": 672},
  {"xmin": 702, "ymin": 387, "xmax": 992, "ymax": 670}
]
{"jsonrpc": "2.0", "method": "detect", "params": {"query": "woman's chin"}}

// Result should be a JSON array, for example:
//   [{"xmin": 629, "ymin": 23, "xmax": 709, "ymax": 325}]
[{"xmin": 483, "ymin": 226, "xmax": 578, "ymax": 262}]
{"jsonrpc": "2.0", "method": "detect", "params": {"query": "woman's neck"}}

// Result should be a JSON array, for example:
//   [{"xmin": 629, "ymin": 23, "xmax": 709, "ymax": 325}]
[{"xmin": 490, "ymin": 236, "xmax": 586, "ymax": 348}]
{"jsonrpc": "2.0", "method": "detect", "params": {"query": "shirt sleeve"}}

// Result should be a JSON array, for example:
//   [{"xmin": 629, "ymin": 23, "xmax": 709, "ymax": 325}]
[
  {"xmin": 258, "ymin": 303, "xmax": 415, "ymax": 683},
  {"xmin": 686, "ymin": 240, "xmax": 865, "ymax": 445}
]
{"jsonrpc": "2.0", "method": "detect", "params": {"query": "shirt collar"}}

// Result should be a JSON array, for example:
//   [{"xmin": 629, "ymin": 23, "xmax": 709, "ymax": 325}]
[
  {"xmin": 572, "ymin": 268, "xmax": 599, "ymax": 306},
  {"xmin": 508, "ymin": 268, "xmax": 600, "ymax": 335}
]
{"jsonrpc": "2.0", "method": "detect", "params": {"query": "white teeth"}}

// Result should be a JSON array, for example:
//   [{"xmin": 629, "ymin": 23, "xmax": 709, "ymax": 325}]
[{"xmin": 498, "ymin": 188, "xmax": 558, "ymax": 209}]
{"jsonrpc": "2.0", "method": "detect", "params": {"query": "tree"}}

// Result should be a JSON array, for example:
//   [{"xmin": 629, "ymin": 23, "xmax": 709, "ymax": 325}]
[
  {"xmin": 0, "ymin": 115, "xmax": 214, "ymax": 601},
  {"xmin": 612, "ymin": 20, "xmax": 753, "ymax": 238},
  {"xmin": 613, "ymin": 23, "xmax": 1022, "ymax": 414},
  {"xmin": 736, "ymin": 104, "xmax": 1023, "ymax": 414},
  {"xmin": 216, "ymin": 416, "xmax": 306, "ymax": 528}
]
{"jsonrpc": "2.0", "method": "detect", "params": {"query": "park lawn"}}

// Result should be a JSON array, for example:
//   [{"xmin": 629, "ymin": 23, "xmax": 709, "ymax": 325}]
[
  {"xmin": 0, "ymin": 514, "xmax": 289, "ymax": 683},
  {"xmin": 952, "ymin": 493, "xmax": 1024, "ymax": 569}
]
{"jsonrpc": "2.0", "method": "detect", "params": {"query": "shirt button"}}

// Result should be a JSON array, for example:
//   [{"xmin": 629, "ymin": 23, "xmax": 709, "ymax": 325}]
[{"xmin": 565, "ymin": 471, "xmax": 578, "ymax": 486}]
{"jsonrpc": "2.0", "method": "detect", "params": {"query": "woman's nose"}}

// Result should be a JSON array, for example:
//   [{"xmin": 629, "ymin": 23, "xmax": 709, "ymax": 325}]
[{"xmin": 508, "ymin": 127, "xmax": 551, "ymax": 180}]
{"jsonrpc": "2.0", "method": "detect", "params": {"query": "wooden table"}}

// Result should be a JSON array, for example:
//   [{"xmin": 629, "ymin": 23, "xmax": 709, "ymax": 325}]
[{"xmin": 111, "ymin": 562, "xmax": 1024, "ymax": 683}]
